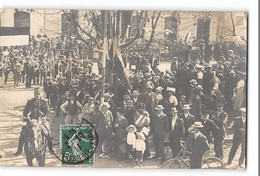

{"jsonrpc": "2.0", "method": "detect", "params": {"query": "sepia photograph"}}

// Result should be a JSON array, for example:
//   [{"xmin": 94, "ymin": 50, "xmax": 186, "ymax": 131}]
[{"xmin": 0, "ymin": 8, "xmax": 247, "ymax": 169}]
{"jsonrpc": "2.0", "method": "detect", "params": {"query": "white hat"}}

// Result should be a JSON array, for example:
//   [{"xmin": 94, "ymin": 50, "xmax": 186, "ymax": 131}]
[
  {"xmin": 191, "ymin": 121, "xmax": 204, "ymax": 128},
  {"xmin": 155, "ymin": 105, "xmax": 164, "ymax": 110},
  {"xmin": 240, "ymin": 108, "xmax": 246, "ymax": 113},
  {"xmin": 101, "ymin": 102, "xmax": 110, "ymax": 108},
  {"xmin": 126, "ymin": 125, "xmax": 137, "ymax": 132},
  {"xmin": 136, "ymin": 132, "xmax": 146, "ymax": 140},
  {"xmin": 182, "ymin": 104, "xmax": 191, "ymax": 110},
  {"xmin": 166, "ymin": 87, "xmax": 176, "ymax": 93},
  {"xmin": 155, "ymin": 86, "xmax": 163, "ymax": 92}
]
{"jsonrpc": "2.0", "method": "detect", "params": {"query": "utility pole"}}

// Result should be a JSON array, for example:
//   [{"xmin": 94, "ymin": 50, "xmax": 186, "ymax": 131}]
[{"xmin": 101, "ymin": 10, "xmax": 107, "ymax": 104}]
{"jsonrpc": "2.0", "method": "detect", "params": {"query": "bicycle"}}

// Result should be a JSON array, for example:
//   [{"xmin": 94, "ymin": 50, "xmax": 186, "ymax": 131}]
[{"xmin": 161, "ymin": 141, "xmax": 224, "ymax": 169}]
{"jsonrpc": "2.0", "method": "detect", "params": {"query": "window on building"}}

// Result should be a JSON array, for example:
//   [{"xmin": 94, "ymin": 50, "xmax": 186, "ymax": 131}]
[
  {"xmin": 164, "ymin": 16, "xmax": 178, "ymax": 40},
  {"xmin": 197, "ymin": 18, "xmax": 210, "ymax": 42},
  {"xmin": 236, "ymin": 16, "xmax": 244, "ymax": 25},
  {"xmin": 14, "ymin": 12, "xmax": 30, "ymax": 27}
]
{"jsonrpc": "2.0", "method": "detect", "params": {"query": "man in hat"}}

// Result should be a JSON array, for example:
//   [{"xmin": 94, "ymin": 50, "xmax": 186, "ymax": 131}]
[
  {"xmin": 211, "ymin": 104, "xmax": 228, "ymax": 141},
  {"xmin": 180, "ymin": 104, "xmax": 195, "ymax": 141},
  {"xmin": 170, "ymin": 57, "xmax": 179, "ymax": 73},
  {"xmin": 155, "ymin": 86, "xmax": 163, "ymax": 106},
  {"xmin": 202, "ymin": 65, "xmax": 214, "ymax": 95},
  {"xmin": 132, "ymin": 90, "xmax": 142, "ymax": 107},
  {"xmin": 82, "ymin": 97, "xmax": 95, "ymax": 123},
  {"xmin": 61, "ymin": 90, "xmax": 83, "ymax": 124},
  {"xmin": 186, "ymin": 79, "xmax": 198, "ymax": 104},
  {"xmin": 169, "ymin": 107, "xmax": 185, "ymax": 158},
  {"xmin": 94, "ymin": 102, "xmax": 114, "ymax": 158},
  {"xmin": 186, "ymin": 122, "xmax": 210, "ymax": 169},
  {"xmin": 152, "ymin": 105, "xmax": 170, "ymax": 163},
  {"xmin": 200, "ymin": 113, "xmax": 224, "ymax": 159},
  {"xmin": 142, "ymin": 84, "xmax": 156, "ymax": 117},
  {"xmin": 57, "ymin": 90, "xmax": 70, "ymax": 117},
  {"xmin": 175, "ymin": 63, "xmax": 188, "ymax": 99},
  {"xmin": 13, "ymin": 87, "xmax": 50, "ymax": 156},
  {"xmin": 104, "ymin": 92, "xmax": 116, "ymax": 117},
  {"xmin": 163, "ymin": 87, "xmax": 178, "ymax": 116},
  {"xmin": 124, "ymin": 99, "xmax": 137, "ymax": 125},
  {"xmin": 226, "ymin": 108, "xmax": 246, "ymax": 167}
]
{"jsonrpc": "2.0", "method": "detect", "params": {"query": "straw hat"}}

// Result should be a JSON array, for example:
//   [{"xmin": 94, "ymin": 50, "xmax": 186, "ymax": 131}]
[
  {"xmin": 240, "ymin": 108, "xmax": 246, "ymax": 113},
  {"xmin": 155, "ymin": 105, "xmax": 164, "ymax": 111},
  {"xmin": 101, "ymin": 102, "xmax": 110, "ymax": 108},
  {"xmin": 190, "ymin": 79, "xmax": 198, "ymax": 85},
  {"xmin": 136, "ymin": 132, "xmax": 146, "ymax": 140},
  {"xmin": 155, "ymin": 86, "xmax": 163, "ymax": 92},
  {"xmin": 126, "ymin": 125, "xmax": 137, "ymax": 132},
  {"xmin": 132, "ymin": 90, "xmax": 139, "ymax": 96},
  {"xmin": 196, "ymin": 85, "xmax": 203, "ymax": 91},
  {"xmin": 182, "ymin": 104, "xmax": 191, "ymax": 110},
  {"xmin": 166, "ymin": 87, "xmax": 176, "ymax": 93},
  {"xmin": 191, "ymin": 121, "xmax": 204, "ymax": 128}
]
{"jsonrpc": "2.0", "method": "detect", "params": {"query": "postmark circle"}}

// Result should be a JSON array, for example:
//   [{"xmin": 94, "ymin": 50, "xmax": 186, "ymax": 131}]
[{"xmin": 49, "ymin": 119, "xmax": 98, "ymax": 165}]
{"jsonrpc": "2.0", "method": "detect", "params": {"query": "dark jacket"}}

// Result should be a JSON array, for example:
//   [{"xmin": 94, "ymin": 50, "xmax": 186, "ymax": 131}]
[
  {"xmin": 201, "ymin": 119, "xmax": 223, "ymax": 143},
  {"xmin": 153, "ymin": 112, "xmax": 170, "ymax": 135},
  {"xmin": 187, "ymin": 132, "xmax": 210, "ymax": 169},
  {"xmin": 211, "ymin": 110, "xmax": 228, "ymax": 138},
  {"xmin": 180, "ymin": 113, "xmax": 195, "ymax": 140},
  {"xmin": 23, "ymin": 98, "xmax": 49, "ymax": 120},
  {"xmin": 232, "ymin": 116, "xmax": 245, "ymax": 140},
  {"xmin": 169, "ymin": 117, "xmax": 185, "ymax": 139}
]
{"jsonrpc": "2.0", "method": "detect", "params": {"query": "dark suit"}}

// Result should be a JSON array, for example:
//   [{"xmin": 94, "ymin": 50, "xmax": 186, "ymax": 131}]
[
  {"xmin": 202, "ymin": 71, "xmax": 213, "ymax": 95},
  {"xmin": 142, "ymin": 92, "xmax": 156, "ymax": 116},
  {"xmin": 153, "ymin": 112, "xmax": 170, "ymax": 160},
  {"xmin": 187, "ymin": 132, "xmax": 210, "ymax": 169},
  {"xmin": 227, "ymin": 116, "xmax": 246, "ymax": 165},
  {"xmin": 169, "ymin": 117, "xmax": 185, "ymax": 157},
  {"xmin": 180, "ymin": 113, "xmax": 195, "ymax": 140},
  {"xmin": 201, "ymin": 119, "xmax": 224, "ymax": 158},
  {"xmin": 175, "ymin": 68, "xmax": 188, "ymax": 98},
  {"xmin": 211, "ymin": 110, "xmax": 228, "ymax": 138}
]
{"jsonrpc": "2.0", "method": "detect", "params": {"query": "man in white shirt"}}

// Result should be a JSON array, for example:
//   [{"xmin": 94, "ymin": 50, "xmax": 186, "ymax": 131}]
[{"xmin": 61, "ymin": 90, "xmax": 82, "ymax": 124}]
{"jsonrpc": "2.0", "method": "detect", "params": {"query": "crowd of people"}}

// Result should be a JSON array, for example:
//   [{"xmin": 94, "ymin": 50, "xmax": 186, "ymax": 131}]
[{"xmin": 1, "ymin": 34, "xmax": 246, "ymax": 168}]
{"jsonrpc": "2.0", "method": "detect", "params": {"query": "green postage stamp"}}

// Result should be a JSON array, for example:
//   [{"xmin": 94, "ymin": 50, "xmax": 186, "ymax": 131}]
[{"xmin": 61, "ymin": 125, "xmax": 97, "ymax": 165}]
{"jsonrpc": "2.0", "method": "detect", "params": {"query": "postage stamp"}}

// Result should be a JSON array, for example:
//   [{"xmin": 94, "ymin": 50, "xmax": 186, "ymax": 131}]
[{"xmin": 60, "ymin": 124, "xmax": 97, "ymax": 165}]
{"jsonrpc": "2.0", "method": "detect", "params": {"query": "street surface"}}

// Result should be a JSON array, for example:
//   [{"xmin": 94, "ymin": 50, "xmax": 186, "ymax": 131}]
[{"xmin": 0, "ymin": 63, "xmax": 245, "ymax": 169}]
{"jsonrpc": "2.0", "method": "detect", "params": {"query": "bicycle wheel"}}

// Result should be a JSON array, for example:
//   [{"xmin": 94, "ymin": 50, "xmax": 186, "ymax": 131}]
[
  {"xmin": 203, "ymin": 157, "xmax": 224, "ymax": 169},
  {"xmin": 161, "ymin": 158, "xmax": 181, "ymax": 169}
]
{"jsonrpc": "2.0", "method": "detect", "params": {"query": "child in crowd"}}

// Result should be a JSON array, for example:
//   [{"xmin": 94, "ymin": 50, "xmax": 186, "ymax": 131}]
[
  {"xmin": 126, "ymin": 125, "xmax": 137, "ymax": 160},
  {"xmin": 133, "ymin": 132, "xmax": 146, "ymax": 167}
]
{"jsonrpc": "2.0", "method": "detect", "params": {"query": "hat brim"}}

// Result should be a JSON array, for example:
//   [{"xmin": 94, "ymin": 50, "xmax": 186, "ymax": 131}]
[
  {"xmin": 155, "ymin": 107, "xmax": 164, "ymax": 110},
  {"xmin": 126, "ymin": 126, "xmax": 137, "ymax": 132},
  {"xmin": 182, "ymin": 108, "xmax": 191, "ymax": 110},
  {"xmin": 191, "ymin": 124, "xmax": 204, "ymax": 128}
]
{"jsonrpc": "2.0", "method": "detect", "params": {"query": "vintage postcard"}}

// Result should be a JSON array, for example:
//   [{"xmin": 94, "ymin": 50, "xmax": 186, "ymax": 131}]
[{"xmin": 0, "ymin": 9, "xmax": 247, "ymax": 169}]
